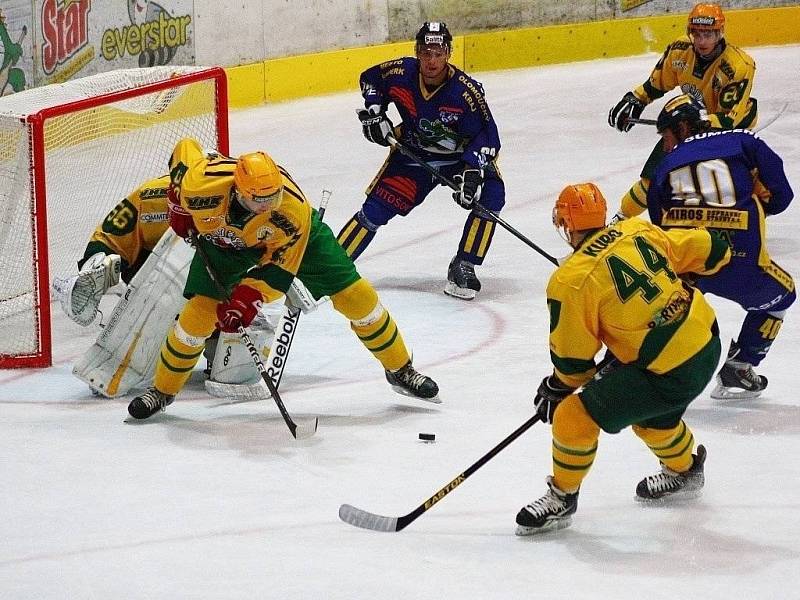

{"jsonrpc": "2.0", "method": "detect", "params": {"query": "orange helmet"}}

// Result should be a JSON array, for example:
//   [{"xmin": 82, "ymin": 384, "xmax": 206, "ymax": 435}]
[
  {"xmin": 687, "ymin": 3, "xmax": 725, "ymax": 33},
  {"xmin": 553, "ymin": 183, "xmax": 607, "ymax": 237},
  {"xmin": 234, "ymin": 151, "xmax": 283, "ymax": 212}
]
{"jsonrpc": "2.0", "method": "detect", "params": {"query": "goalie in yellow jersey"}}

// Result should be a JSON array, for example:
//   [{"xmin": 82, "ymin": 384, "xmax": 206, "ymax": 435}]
[
  {"xmin": 127, "ymin": 138, "xmax": 439, "ymax": 419},
  {"xmin": 607, "ymin": 2, "xmax": 758, "ymax": 222},
  {"xmin": 515, "ymin": 182, "xmax": 731, "ymax": 535}
]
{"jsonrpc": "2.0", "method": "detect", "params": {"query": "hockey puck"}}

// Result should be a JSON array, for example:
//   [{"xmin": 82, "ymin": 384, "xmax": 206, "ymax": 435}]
[{"xmin": 418, "ymin": 432, "xmax": 436, "ymax": 442}]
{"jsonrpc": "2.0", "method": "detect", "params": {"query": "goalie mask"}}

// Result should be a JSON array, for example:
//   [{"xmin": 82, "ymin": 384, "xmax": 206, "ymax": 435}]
[
  {"xmin": 553, "ymin": 183, "xmax": 607, "ymax": 243},
  {"xmin": 234, "ymin": 151, "xmax": 284, "ymax": 214}
]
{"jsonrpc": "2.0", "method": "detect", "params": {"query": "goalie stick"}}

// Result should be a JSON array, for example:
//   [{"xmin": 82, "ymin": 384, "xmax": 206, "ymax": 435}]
[
  {"xmin": 192, "ymin": 233, "xmax": 318, "ymax": 440},
  {"xmin": 339, "ymin": 414, "xmax": 542, "ymax": 532},
  {"xmin": 386, "ymin": 134, "xmax": 560, "ymax": 267}
]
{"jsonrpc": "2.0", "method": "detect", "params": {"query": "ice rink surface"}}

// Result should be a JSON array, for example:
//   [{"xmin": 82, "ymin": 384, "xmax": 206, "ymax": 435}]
[{"xmin": 2, "ymin": 45, "xmax": 799, "ymax": 599}]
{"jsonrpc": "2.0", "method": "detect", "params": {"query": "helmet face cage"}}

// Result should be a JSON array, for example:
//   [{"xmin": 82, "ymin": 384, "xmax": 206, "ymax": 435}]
[
  {"xmin": 415, "ymin": 21, "xmax": 452, "ymax": 53},
  {"xmin": 687, "ymin": 3, "xmax": 725, "ymax": 33}
]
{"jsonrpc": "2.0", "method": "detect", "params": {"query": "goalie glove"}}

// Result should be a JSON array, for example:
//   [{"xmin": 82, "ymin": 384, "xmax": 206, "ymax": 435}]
[
  {"xmin": 608, "ymin": 92, "xmax": 645, "ymax": 132},
  {"xmin": 452, "ymin": 168, "xmax": 483, "ymax": 209},
  {"xmin": 216, "ymin": 285, "xmax": 263, "ymax": 333},
  {"xmin": 52, "ymin": 253, "xmax": 121, "ymax": 326},
  {"xmin": 358, "ymin": 105, "xmax": 393, "ymax": 147},
  {"xmin": 534, "ymin": 375, "xmax": 574, "ymax": 424}
]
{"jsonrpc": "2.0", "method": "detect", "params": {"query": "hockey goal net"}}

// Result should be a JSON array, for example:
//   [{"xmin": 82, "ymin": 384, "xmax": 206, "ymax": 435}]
[{"xmin": 0, "ymin": 67, "xmax": 229, "ymax": 368}]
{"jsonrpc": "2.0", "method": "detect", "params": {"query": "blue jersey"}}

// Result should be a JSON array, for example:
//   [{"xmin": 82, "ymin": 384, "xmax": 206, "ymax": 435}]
[
  {"xmin": 360, "ymin": 57, "xmax": 501, "ymax": 171},
  {"xmin": 648, "ymin": 129, "xmax": 793, "ymax": 267}
]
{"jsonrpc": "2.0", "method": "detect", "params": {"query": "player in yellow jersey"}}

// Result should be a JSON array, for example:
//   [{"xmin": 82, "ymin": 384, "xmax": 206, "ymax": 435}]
[
  {"xmin": 515, "ymin": 182, "xmax": 731, "ymax": 535},
  {"xmin": 127, "ymin": 138, "xmax": 439, "ymax": 419},
  {"xmin": 608, "ymin": 3, "xmax": 757, "ymax": 221}
]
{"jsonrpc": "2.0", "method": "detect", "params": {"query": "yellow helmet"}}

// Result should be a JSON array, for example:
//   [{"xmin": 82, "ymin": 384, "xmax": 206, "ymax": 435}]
[
  {"xmin": 234, "ymin": 151, "xmax": 283, "ymax": 212},
  {"xmin": 553, "ymin": 183, "xmax": 607, "ymax": 237},
  {"xmin": 687, "ymin": 3, "xmax": 725, "ymax": 33}
]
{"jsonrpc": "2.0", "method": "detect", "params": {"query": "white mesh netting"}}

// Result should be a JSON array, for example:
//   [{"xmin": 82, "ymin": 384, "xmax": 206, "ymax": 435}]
[{"xmin": 0, "ymin": 67, "xmax": 225, "ymax": 365}]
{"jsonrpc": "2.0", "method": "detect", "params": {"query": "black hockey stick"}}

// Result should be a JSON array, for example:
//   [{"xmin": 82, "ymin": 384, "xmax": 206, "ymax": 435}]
[
  {"xmin": 625, "ymin": 117, "xmax": 657, "ymax": 126},
  {"xmin": 192, "ymin": 232, "xmax": 318, "ymax": 439},
  {"xmin": 386, "ymin": 134, "xmax": 560, "ymax": 266},
  {"xmin": 339, "ymin": 414, "xmax": 542, "ymax": 531}
]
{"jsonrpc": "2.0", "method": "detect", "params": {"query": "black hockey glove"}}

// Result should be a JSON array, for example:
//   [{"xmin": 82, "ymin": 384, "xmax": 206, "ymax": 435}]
[
  {"xmin": 452, "ymin": 168, "xmax": 483, "ymax": 209},
  {"xmin": 608, "ymin": 92, "xmax": 645, "ymax": 132},
  {"xmin": 534, "ymin": 375, "xmax": 574, "ymax": 424},
  {"xmin": 358, "ymin": 105, "xmax": 393, "ymax": 147}
]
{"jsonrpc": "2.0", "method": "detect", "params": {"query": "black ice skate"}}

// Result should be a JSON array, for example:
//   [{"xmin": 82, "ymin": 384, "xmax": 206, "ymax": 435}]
[
  {"xmin": 710, "ymin": 341, "xmax": 767, "ymax": 400},
  {"xmin": 385, "ymin": 361, "xmax": 440, "ymax": 403},
  {"xmin": 515, "ymin": 476, "xmax": 579, "ymax": 535},
  {"xmin": 636, "ymin": 444, "xmax": 706, "ymax": 501},
  {"xmin": 444, "ymin": 256, "xmax": 481, "ymax": 300},
  {"xmin": 127, "ymin": 387, "xmax": 175, "ymax": 419}
]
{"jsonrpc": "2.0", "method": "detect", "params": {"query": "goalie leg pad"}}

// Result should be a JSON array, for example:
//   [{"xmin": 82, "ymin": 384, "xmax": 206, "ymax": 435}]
[{"xmin": 72, "ymin": 231, "xmax": 192, "ymax": 397}]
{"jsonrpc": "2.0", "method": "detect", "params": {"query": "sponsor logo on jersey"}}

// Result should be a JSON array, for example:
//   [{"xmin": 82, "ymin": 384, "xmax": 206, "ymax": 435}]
[
  {"xmin": 439, "ymin": 106, "xmax": 463, "ymax": 124},
  {"xmin": 256, "ymin": 225, "xmax": 275, "ymax": 241},
  {"xmin": 140, "ymin": 187, "xmax": 168, "ymax": 199},
  {"xmin": 140, "ymin": 211, "xmax": 168, "ymax": 223},
  {"xmin": 671, "ymin": 59, "xmax": 687, "ymax": 71},
  {"xmin": 202, "ymin": 229, "xmax": 246, "ymax": 250},
  {"xmin": 663, "ymin": 207, "xmax": 748, "ymax": 230},
  {"xmin": 186, "ymin": 195, "xmax": 223, "ymax": 210},
  {"xmin": 381, "ymin": 67, "xmax": 405, "ymax": 78},
  {"xmin": 648, "ymin": 290, "xmax": 690, "ymax": 329}
]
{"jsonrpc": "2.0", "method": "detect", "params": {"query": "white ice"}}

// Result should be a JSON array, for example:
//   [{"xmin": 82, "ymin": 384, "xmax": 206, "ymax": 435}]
[{"xmin": 2, "ymin": 46, "xmax": 800, "ymax": 599}]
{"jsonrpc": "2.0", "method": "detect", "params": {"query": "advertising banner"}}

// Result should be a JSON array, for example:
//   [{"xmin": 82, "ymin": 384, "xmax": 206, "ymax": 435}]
[
  {"xmin": 34, "ymin": 0, "xmax": 195, "ymax": 86},
  {"xmin": 1, "ymin": 0, "xmax": 34, "ymax": 96}
]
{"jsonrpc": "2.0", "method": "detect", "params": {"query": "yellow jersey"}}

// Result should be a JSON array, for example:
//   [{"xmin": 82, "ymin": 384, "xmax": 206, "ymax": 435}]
[
  {"xmin": 547, "ymin": 218, "xmax": 730, "ymax": 389},
  {"xmin": 169, "ymin": 138, "xmax": 312, "ymax": 300},
  {"xmin": 634, "ymin": 37, "xmax": 757, "ymax": 130}
]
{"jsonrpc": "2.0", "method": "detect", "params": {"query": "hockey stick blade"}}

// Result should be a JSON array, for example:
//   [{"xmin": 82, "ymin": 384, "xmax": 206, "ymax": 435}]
[
  {"xmin": 339, "ymin": 504, "xmax": 400, "ymax": 532},
  {"xmin": 292, "ymin": 417, "xmax": 319, "ymax": 440}
]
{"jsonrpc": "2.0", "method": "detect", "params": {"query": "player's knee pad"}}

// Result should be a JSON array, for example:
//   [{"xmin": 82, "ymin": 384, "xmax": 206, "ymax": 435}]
[
  {"xmin": 476, "ymin": 177, "xmax": 505, "ymax": 212},
  {"xmin": 458, "ymin": 212, "xmax": 497, "ymax": 264},
  {"xmin": 177, "ymin": 295, "xmax": 219, "ymax": 341},
  {"xmin": 331, "ymin": 278, "xmax": 380, "ymax": 322}
]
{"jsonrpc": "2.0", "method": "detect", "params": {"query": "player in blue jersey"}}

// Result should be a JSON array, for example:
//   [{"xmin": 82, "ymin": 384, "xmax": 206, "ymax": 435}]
[
  {"xmin": 647, "ymin": 95, "xmax": 795, "ymax": 399},
  {"xmin": 336, "ymin": 21, "xmax": 505, "ymax": 300}
]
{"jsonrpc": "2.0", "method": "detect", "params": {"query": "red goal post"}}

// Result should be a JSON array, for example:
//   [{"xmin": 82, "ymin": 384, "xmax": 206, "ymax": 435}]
[{"xmin": 0, "ymin": 66, "xmax": 229, "ymax": 368}]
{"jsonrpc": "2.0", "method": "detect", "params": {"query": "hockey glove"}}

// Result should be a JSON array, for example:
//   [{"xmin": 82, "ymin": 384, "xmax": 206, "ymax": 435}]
[
  {"xmin": 608, "ymin": 92, "xmax": 645, "ymax": 132},
  {"xmin": 167, "ymin": 183, "xmax": 195, "ymax": 242},
  {"xmin": 452, "ymin": 168, "xmax": 483, "ymax": 209},
  {"xmin": 358, "ymin": 105, "xmax": 393, "ymax": 147},
  {"xmin": 216, "ymin": 285, "xmax": 263, "ymax": 333},
  {"xmin": 534, "ymin": 375, "xmax": 574, "ymax": 424}
]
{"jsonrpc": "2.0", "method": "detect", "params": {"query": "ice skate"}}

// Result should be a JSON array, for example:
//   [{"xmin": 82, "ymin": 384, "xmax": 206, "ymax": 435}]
[
  {"xmin": 710, "ymin": 341, "xmax": 767, "ymax": 400},
  {"xmin": 385, "ymin": 361, "xmax": 440, "ymax": 403},
  {"xmin": 444, "ymin": 256, "xmax": 481, "ymax": 300},
  {"xmin": 515, "ymin": 476, "xmax": 579, "ymax": 535},
  {"xmin": 636, "ymin": 444, "xmax": 706, "ymax": 501},
  {"xmin": 127, "ymin": 387, "xmax": 174, "ymax": 420}
]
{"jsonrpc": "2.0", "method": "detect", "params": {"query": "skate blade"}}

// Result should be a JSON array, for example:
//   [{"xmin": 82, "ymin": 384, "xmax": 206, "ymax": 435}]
[
  {"xmin": 443, "ymin": 282, "xmax": 476, "ymax": 300},
  {"xmin": 515, "ymin": 516, "xmax": 572, "ymax": 536},
  {"xmin": 710, "ymin": 383, "xmax": 762, "ymax": 400},
  {"xmin": 389, "ymin": 384, "xmax": 442, "ymax": 404},
  {"xmin": 635, "ymin": 489, "xmax": 703, "ymax": 503}
]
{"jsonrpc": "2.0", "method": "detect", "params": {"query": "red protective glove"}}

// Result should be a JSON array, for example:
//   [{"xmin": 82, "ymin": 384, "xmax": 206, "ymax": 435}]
[
  {"xmin": 167, "ymin": 184, "xmax": 195, "ymax": 241},
  {"xmin": 216, "ymin": 285, "xmax": 263, "ymax": 333}
]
